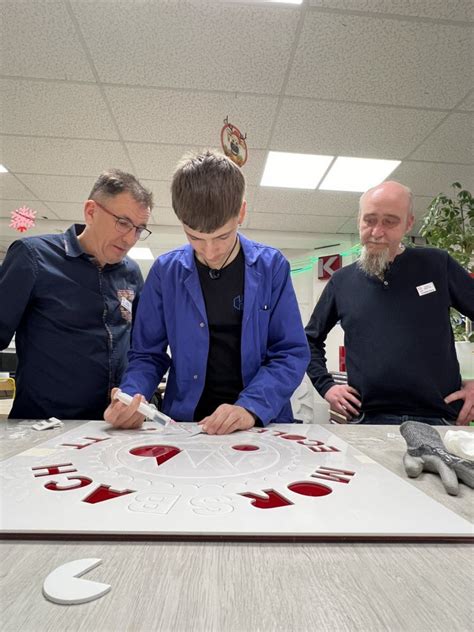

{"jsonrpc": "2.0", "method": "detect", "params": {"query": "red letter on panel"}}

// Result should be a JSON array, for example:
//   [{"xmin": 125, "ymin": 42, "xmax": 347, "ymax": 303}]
[
  {"xmin": 287, "ymin": 481, "xmax": 333, "ymax": 497},
  {"xmin": 32, "ymin": 463, "xmax": 77, "ymax": 477},
  {"xmin": 82, "ymin": 485, "xmax": 135, "ymax": 504},
  {"xmin": 311, "ymin": 466, "xmax": 356, "ymax": 484},
  {"xmin": 61, "ymin": 437, "xmax": 110, "ymax": 450},
  {"xmin": 44, "ymin": 476, "xmax": 93, "ymax": 491},
  {"xmin": 239, "ymin": 489, "xmax": 293, "ymax": 509}
]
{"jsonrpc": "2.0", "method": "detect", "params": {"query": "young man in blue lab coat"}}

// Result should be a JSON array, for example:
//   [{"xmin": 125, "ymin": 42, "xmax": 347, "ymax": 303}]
[{"xmin": 105, "ymin": 151, "xmax": 310, "ymax": 434}]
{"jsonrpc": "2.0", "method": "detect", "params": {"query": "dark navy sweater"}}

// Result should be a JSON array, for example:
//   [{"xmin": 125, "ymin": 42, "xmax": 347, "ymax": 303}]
[
  {"xmin": 305, "ymin": 247, "xmax": 474, "ymax": 420},
  {"xmin": 0, "ymin": 225, "xmax": 143, "ymax": 420}
]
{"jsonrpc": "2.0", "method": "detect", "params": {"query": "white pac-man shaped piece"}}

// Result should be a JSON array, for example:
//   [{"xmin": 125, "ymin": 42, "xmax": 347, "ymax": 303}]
[{"xmin": 43, "ymin": 558, "xmax": 111, "ymax": 605}]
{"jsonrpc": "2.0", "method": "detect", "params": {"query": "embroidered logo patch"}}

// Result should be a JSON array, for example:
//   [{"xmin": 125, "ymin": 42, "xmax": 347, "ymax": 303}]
[
  {"xmin": 117, "ymin": 289, "xmax": 135, "ymax": 322},
  {"xmin": 233, "ymin": 295, "xmax": 244, "ymax": 311}
]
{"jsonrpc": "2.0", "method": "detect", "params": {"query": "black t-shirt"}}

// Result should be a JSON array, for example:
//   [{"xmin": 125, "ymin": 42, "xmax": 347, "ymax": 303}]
[{"xmin": 194, "ymin": 249, "xmax": 245, "ymax": 420}]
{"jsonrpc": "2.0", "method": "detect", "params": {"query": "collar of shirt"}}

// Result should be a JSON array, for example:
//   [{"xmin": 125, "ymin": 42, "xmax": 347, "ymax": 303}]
[
  {"xmin": 63, "ymin": 224, "xmax": 87, "ymax": 259},
  {"xmin": 181, "ymin": 232, "xmax": 260, "ymax": 272},
  {"xmin": 63, "ymin": 223, "xmax": 130, "ymax": 270}
]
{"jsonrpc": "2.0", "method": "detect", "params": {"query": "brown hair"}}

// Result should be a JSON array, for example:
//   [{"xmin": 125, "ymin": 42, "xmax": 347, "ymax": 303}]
[
  {"xmin": 88, "ymin": 169, "xmax": 153, "ymax": 209},
  {"xmin": 171, "ymin": 151, "xmax": 245, "ymax": 232}
]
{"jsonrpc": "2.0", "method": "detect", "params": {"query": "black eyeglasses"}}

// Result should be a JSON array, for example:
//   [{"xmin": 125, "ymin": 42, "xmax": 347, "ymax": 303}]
[{"xmin": 94, "ymin": 200, "xmax": 152, "ymax": 241}]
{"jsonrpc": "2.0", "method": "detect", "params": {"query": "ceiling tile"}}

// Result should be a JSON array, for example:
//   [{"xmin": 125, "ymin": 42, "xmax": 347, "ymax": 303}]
[
  {"xmin": 127, "ymin": 143, "xmax": 267, "ymax": 188},
  {"xmin": 308, "ymin": 0, "xmax": 473, "ymax": 21},
  {"xmin": 0, "ymin": 1, "xmax": 94, "ymax": 81},
  {"xmin": 127, "ymin": 144, "xmax": 202, "ymax": 182},
  {"xmin": 255, "ymin": 189, "xmax": 360, "ymax": 216},
  {"xmin": 338, "ymin": 217, "xmax": 358, "ymax": 233},
  {"xmin": 390, "ymin": 161, "xmax": 474, "ymax": 197},
  {"xmin": 18, "ymin": 175, "xmax": 96, "ymax": 203},
  {"xmin": 43, "ymin": 202, "xmax": 84, "ymax": 222},
  {"xmin": 271, "ymin": 98, "xmax": 445, "ymax": 158},
  {"xmin": 151, "ymin": 208, "xmax": 181, "ymax": 228},
  {"xmin": 73, "ymin": 0, "xmax": 299, "ymax": 93},
  {"xmin": 0, "ymin": 199, "xmax": 54, "ymax": 219},
  {"xmin": 0, "ymin": 217, "xmax": 71, "ymax": 245},
  {"xmin": 412, "ymin": 196, "xmax": 436, "ymax": 219},
  {"xmin": 458, "ymin": 91, "xmax": 474, "ymax": 111},
  {"xmin": 0, "ymin": 174, "xmax": 42, "ymax": 200},
  {"xmin": 105, "ymin": 86, "xmax": 277, "ymax": 146},
  {"xmin": 0, "ymin": 137, "xmax": 134, "ymax": 176},
  {"xmin": 410, "ymin": 219, "xmax": 424, "ymax": 235},
  {"xmin": 408, "ymin": 113, "xmax": 474, "ymax": 163},
  {"xmin": 142, "ymin": 180, "xmax": 172, "ymax": 210},
  {"xmin": 1, "ymin": 79, "xmax": 119, "ymax": 139},
  {"xmin": 287, "ymin": 12, "xmax": 472, "ymax": 108},
  {"xmin": 248, "ymin": 212, "xmax": 348, "ymax": 233}
]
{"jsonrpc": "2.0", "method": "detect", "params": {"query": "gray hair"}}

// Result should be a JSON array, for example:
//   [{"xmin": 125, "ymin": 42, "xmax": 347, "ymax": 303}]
[{"xmin": 88, "ymin": 169, "xmax": 153, "ymax": 209}]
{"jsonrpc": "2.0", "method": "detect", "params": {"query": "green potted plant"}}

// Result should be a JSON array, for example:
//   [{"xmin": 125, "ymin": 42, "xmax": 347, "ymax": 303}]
[{"xmin": 420, "ymin": 182, "xmax": 473, "ymax": 378}]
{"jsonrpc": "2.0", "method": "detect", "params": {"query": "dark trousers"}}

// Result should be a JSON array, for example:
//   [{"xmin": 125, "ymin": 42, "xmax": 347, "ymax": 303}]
[{"xmin": 351, "ymin": 412, "xmax": 454, "ymax": 426}]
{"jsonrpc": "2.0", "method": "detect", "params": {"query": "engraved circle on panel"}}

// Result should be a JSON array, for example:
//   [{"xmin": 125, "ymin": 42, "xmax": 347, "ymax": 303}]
[{"xmin": 89, "ymin": 432, "xmax": 302, "ymax": 485}]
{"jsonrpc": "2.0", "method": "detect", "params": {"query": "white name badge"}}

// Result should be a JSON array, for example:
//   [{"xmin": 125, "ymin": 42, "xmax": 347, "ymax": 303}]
[
  {"xmin": 416, "ymin": 282, "xmax": 436, "ymax": 296},
  {"xmin": 120, "ymin": 297, "xmax": 132, "ymax": 312}
]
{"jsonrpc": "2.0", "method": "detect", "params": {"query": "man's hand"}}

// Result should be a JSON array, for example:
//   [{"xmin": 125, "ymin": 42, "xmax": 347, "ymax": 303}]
[
  {"xmin": 198, "ymin": 404, "xmax": 256, "ymax": 435},
  {"xmin": 104, "ymin": 388, "xmax": 146, "ymax": 429},
  {"xmin": 444, "ymin": 380, "xmax": 474, "ymax": 426},
  {"xmin": 324, "ymin": 384, "xmax": 361, "ymax": 421}
]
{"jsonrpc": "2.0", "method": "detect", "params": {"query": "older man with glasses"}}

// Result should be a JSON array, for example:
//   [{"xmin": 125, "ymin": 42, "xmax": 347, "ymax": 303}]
[{"xmin": 0, "ymin": 169, "xmax": 153, "ymax": 421}]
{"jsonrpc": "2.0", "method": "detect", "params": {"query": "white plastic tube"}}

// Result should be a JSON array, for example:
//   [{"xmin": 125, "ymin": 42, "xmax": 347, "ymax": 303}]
[{"xmin": 115, "ymin": 390, "xmax": 172, "ymax": 426}]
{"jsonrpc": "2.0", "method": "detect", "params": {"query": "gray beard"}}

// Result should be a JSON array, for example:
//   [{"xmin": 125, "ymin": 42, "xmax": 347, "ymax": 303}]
[{"xmin": 357, "ymin": 245, "xmax": 391, "ymax": 278}]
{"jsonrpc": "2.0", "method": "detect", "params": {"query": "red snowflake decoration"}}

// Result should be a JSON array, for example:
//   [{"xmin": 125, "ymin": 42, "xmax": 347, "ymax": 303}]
[{"xmin": 10, "ymin": 206, "xmax": 37, "ymax": 232}]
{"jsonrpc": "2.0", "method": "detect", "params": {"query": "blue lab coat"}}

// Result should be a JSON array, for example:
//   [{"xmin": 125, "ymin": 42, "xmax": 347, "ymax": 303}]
[{"xmin": 120, "ymin": 234, "xmax": 310, "ymax": 424}]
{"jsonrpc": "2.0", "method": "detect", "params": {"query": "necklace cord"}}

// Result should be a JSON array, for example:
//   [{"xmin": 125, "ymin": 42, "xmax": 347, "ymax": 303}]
[{"xmin": 206, "ymin": 236, "xmax": 239, "ymax": 279}]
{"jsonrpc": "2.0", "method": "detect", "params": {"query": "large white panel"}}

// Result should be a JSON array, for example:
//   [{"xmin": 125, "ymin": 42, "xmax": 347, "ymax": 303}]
[
  {"xmin": 1, "ymin": 79, "xmax": 119, "ymax": 140},
  {"xmin": 106, "ymin": 86, "xmax": 277, "ymax": 146},
  {"xmin": 0, "ymin": 1, "xmax": 94, "ymax": 81},
  {"xmin": 287, "ymin": 12, "xmax": 472, "ymax": 108},
  {"xmin": 0, "ymin": 137, "xmax": 134, "ymax": 177},
  {"xmin": 270, "ymin": 99, "xmax": 445, "ymax": 158},
  {"xmin": 308, "ymin": 0, "xmax": 473, "ymax": 21},
  {"xmin": 73, "ymin": 0, "xmax": 299, "ymax": 93},
  {"xmin": 1, "ymin": 421, "xmax": 471, "ymax": 539},
  {"xmin": 409, "ymin": 114, "xmax": 474, "ymax": 164}
]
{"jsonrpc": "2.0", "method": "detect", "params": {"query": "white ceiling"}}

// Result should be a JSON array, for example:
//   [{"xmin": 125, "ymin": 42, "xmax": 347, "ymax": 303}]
[{"xmin": 1, "ymin": 0, "xmax": 473, "ymax": 269}]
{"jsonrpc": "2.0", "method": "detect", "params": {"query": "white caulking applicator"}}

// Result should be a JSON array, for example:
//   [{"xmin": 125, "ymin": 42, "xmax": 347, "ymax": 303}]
[{"xmin": 115, "ymin": 390, "xmax": 173, "ymax": 427}]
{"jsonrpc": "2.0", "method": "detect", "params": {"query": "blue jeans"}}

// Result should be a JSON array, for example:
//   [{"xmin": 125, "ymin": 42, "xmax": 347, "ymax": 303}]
[{"xmin": 351, "ymin": 412, "xmax": 454, "ymax": 426}]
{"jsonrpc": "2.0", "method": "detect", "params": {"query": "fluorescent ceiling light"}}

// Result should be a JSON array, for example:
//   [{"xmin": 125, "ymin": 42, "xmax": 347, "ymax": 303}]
[
  {"xmin": 128, "ymin": 247, "xmax": 154, "ymax": 261},
  {"xmin": 0, "ymin": 165, "xmax": 8, "ymax": 173},
  {"xmin": 261, "ymin": 151, "xmax": 334, "ymax": 189},
  {"xmin": 319, "ymin": 157, "xmax": 401, "ymax": 192}
]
